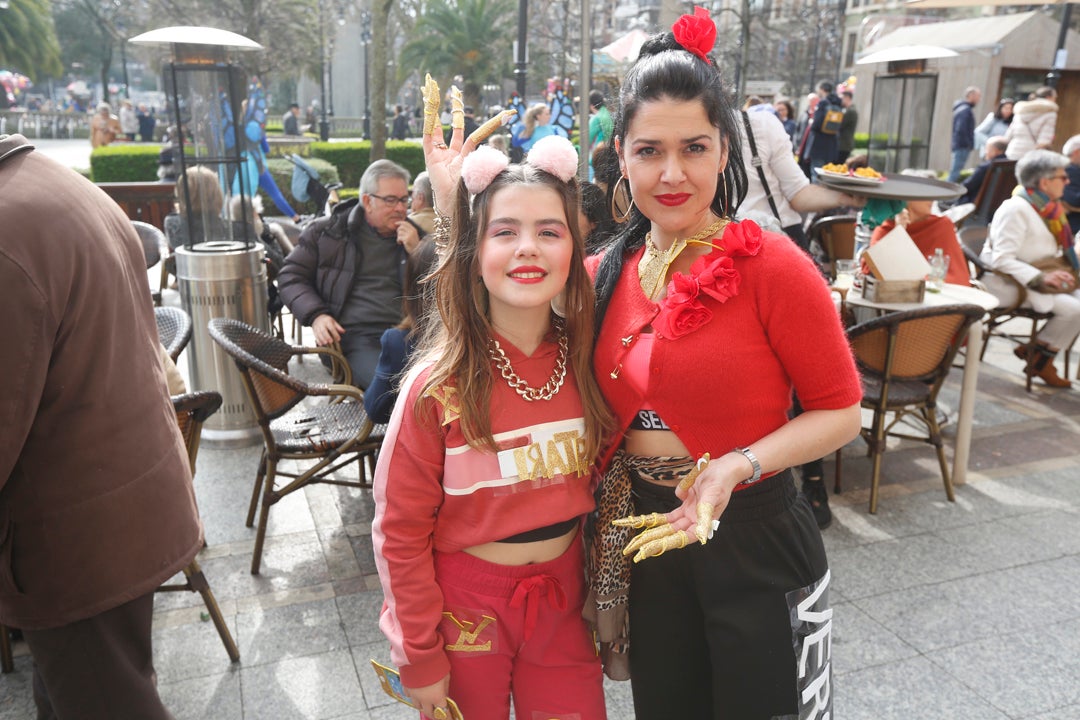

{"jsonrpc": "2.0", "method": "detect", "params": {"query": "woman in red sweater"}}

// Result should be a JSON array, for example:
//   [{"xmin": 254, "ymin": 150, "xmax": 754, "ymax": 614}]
[{"xmin": 587, "ymin": 9, "xmax": 863, "ymax": 718}]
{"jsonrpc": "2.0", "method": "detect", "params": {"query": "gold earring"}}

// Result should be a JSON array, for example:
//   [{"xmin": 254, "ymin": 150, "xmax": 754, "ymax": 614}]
[
  {"xmin": 719, "ymin": 176, "xmax": 729, "ymax": 217},
  {"xmin": 611, "ymin": 176, "xmax": 634, "ymax": 224}
]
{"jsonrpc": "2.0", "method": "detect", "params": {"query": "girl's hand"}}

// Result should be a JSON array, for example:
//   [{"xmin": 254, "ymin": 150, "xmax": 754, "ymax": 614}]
[
  {"xmin": 407, "ymin": 674, "xmax": 451, "ymax": 720},
  {"xmin": 421, "ymin": 81, "xmax": 478, "ymax": 211}
]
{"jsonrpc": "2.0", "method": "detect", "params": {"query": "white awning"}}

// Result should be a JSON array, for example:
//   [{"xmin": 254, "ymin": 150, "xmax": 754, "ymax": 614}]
[{"xmin": 856, "ymin": 45, "xmax": 959, "ymax": 65}]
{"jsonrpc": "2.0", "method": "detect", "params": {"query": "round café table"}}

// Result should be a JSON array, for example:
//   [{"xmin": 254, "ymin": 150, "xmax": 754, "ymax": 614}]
[{"xmin": 845, "ymin": 283, "xmax": 999, "ymax": 486}]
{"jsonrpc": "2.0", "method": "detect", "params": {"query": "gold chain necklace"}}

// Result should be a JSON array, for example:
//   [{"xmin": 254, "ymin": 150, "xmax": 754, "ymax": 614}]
[
  {"xmin": 638, "ymin": 217, "xmax": 729, "ymax": 300},
  {"xmin": 488, "ymin": 323, "xmax": 569, "ymax": 402}
]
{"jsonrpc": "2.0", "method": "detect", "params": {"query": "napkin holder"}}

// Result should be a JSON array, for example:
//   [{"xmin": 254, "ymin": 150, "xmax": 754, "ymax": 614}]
[
  {"xmin": 862, "ymin": 276, "xmax": 926, "ymax": 303},
  {"xmin": 861, "ymin": 225, "xmax": 930, "ymax": 303}
]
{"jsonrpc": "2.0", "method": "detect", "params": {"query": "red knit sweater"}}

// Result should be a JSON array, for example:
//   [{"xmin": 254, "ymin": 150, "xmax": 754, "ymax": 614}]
[{"xmin": 589, "ymin": 222, "xmax": 862, "ymax": 472}]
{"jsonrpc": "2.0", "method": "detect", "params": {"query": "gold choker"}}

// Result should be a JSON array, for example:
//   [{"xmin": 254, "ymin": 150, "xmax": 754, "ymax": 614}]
[{"xmin": 638, "ymin": 217, "xmax": 729, "ymax": 300}]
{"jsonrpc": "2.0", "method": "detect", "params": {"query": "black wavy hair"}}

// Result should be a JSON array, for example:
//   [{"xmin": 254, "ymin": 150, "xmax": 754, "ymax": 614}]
[{"xmin": 593, "ymin": 30, "xmax": 747, "ymax": 331}]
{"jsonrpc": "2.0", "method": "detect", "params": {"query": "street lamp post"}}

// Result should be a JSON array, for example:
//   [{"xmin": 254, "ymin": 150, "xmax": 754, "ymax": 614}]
[
  {"xmin": 360, "ymin": 10, "xmax": 372, "ymax": 140},
  {"xmin": 514, "ymin": 0, "xmax": 528, "ymax": 98},
  {"xmin": 318, "ymin": 2, "xmax": 330, "ymax": 141}
]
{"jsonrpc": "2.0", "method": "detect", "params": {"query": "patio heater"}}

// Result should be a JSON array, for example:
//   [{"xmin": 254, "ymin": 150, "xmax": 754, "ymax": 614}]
[{"xmin": 131, "ymin": 26, "xmax": 268, "ymax": 446}]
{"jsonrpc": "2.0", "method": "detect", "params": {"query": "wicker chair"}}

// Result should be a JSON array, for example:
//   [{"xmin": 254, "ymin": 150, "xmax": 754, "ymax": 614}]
[
  {"xmin": 207, "ymin": 318, "xmax": 383, "ymax": 574},
  {"xmin": 808, "ymin": 215, "xmax": 857, "ymax": 280},
  {"xmin": 838, "ymin": 304, "xmax": 985, "ymax": 513},
  {"xmin": 132, "ymin": 220, "xmax": 168, "ymax": 305},
  {"xmin": 158, "ymin": 391, "xmax": 240, "ymax": 662},
  {"xmin": 155, "ymin": 306, "xmax": 193, "ymax": 363},
  {"xmin": 959, "ymin": 226, "xmax": 1055, "ymax": 391}
]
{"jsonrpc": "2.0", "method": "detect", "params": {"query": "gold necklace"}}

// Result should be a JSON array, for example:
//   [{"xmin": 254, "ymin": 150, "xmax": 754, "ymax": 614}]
[
  {"xmin": 638, "ymin": 217, "xmax": 729, "ymax": 300},
  {"xmin": 488, "ymin": 323, "xmax": 569, "ymax": 402}
]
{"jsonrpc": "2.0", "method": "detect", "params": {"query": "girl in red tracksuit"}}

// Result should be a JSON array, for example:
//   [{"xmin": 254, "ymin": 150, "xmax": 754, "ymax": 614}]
[{"xmin": 372, "ymin": 135, "xmax": 612, "ymax": 720}]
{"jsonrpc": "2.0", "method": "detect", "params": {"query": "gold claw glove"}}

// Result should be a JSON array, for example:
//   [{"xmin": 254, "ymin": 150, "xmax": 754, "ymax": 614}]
[
  {"xmin": 450, "ymin": 86, "xmax": 464, "ymax": 129},
  {"xmin": 677, "ymin": 453, "xmax": 710, "ymax": 491},
  {"xmin": 613, "ymin": 454, "xmax": 717, "ymax": 562},
  {"xmin": 467, "ymin": 108, "xmax": 518, "ymax": 146},
  {"xmin": 422, "ymin": 74, "xmax": 441, "ymax": 135},
  {"xmin": 611, "ymin": 512, "xmax": 667, "ymax": 530}
]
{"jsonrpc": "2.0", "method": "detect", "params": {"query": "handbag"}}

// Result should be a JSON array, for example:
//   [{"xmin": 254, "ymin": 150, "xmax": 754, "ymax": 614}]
[{"xmin": 1031, "ymin": 256, "xmax": 1079, "ymax": 294}]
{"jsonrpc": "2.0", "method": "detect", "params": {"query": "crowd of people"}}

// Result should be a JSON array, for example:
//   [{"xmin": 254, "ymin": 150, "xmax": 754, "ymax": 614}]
[{"xmin": 12, "ymin": 4, "xmax": 1080, "ymax": 720}]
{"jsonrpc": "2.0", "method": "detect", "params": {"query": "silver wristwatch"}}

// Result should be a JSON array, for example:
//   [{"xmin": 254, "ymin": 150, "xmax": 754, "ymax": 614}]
[{"xmin": 732, "ymin": 447, "xmax": 762, "ymax": 485}]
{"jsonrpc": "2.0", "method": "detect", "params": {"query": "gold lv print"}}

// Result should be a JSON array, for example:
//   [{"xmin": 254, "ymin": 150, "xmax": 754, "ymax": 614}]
[{"xmin": 443, "ymin": 612, "xmax": 496, "ymax": 652}]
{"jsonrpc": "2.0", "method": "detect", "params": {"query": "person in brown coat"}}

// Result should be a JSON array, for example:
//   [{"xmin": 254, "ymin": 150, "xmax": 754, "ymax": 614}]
[{"xmin": 0, "ymin": 133, "xmax": 203, "ymax": 719}]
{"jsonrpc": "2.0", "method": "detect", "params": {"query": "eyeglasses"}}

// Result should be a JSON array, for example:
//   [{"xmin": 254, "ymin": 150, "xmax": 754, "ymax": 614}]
[
  {"xmin": 1050, "ymin": 174, "xmax": 1069, "ymax": 181},
  {"xmin": 369, "ymin": 193, "xmax": 411, "ymax": 207}
]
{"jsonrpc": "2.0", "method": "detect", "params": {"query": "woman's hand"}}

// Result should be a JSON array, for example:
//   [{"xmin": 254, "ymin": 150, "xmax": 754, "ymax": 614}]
[
  {"xmin": 407, "ymin": 674, "xmax": 451, "ymax": 720},
  {"xmin": 894, "ymin": 208, "xmax": 911, "ymax": 229},
  {"xmin": 1044, "ymin": 268, "xmax": 1076, "ymax": 291},
  {"xmin": 615, "ymin": 452, "xmax": 748, "ymax": 561}
]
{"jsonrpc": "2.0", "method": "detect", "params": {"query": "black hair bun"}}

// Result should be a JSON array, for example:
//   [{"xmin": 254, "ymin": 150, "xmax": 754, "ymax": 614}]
[{"xmin": 637, "ymin": 32, "xmax": 680, "ymax": 59}]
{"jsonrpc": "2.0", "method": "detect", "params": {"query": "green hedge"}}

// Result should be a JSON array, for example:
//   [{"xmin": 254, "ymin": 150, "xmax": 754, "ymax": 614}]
[
  {"xmin": 310, "ymin": 140, "xmax": 424, "ymax": 189},
  {"xmin": 90, "ymin": 144, "xmax": 161, "ymax": 182}
]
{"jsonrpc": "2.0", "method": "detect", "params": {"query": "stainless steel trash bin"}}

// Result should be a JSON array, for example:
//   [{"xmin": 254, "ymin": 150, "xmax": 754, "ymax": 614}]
[{"xmin": 176, "ymin": 240, "xmax": 267, "ymax": 445}]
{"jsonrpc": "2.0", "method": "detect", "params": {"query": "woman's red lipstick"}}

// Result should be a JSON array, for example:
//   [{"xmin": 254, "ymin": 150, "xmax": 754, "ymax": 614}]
[{"xmin": 656, "ymin": 193, "xmax": 690, "ymax": 206}]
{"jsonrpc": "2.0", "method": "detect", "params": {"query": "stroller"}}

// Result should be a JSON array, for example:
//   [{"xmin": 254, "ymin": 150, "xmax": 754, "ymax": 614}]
[{"xmin": 287, "ymin": 153, "xmax": 342, "ymax": 221}]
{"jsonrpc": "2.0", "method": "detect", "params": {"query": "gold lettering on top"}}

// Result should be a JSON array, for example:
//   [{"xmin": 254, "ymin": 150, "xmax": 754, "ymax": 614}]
[
  {"xmin": 545, "ymin": 438, "xmax": 570, "ymax": 477},
  {"xmin": 443, "ymin": 612, "xmax": 495, "ymax": 652},
  {"xmin": 553, "ymin": 430, "xmax": 587, "ymax": 477},
  {"xmin": 511, "ymin": 429, "xmax": 587, "ymax": 481}
]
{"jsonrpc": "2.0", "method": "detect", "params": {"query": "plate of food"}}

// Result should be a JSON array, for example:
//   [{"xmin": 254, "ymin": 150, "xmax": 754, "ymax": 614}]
[{"xmin": 815, "ymin": 164, "xmax": 885, "ymax": 185}]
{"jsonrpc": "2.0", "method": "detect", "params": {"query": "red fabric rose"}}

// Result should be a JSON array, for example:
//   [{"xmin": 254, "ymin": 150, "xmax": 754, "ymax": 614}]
[
  {"xmin": 718, "ymin": 219, "xmax": 763, "ymax": 258},
  {"xmin": 672, "ymin": 6, "xmax": 716, "ymax": 65},
  {"xmin": 693, "ymin": 255, "xmax": 740, "ymax": 303},
  {"xmin": 654, "ymin": 297, "xmax": 713, "ymax": 339}
]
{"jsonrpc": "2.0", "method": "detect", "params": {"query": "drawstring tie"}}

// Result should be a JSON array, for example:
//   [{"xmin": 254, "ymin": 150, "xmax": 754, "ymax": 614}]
[{"xmin": 509, "ymin": 573, "xmax": 566, "ymax": 642}]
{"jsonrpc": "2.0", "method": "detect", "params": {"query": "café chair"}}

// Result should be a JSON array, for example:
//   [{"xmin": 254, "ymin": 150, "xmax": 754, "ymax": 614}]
[
  {"xmin": 155, "ymin": 306, "xmax": 193, "ymax": 363},
  {"xmin": 159, "ymin": 390, "xmax": 240, "ymax": 663},
  {"xmin": 959, "ymin": 227, "xmax": 1057, "ymax": 391},
  {"xmin": 132, "ymin": 220, "xmax": 168, "ymax": 305},
  {"xmin": 962, "ymin": 159, "xmax": 1017, "ymax": 229},
  {"xmin": 837, "ymin": 303, "xmax": 984, "ymax": 513},
  {"xmin": 0, "ymin": 624, "xmax": 12, "ymax": 673},
  {"xmin": 207, "ymin": 318, "xmax": 383, "ymax": 575},
  {"xmin": 808, "ymin": 215, "xmax": 857, "ymax": 280}
]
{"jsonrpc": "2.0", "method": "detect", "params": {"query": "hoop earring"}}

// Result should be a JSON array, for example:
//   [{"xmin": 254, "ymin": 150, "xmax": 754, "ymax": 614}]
[
  {"xmin": 719, "ymin": 175, "xmax": 729, "ymax": 216},
  {"xmin": 611, "ymin": 176, "xmax": 634, "ymax": 224}
]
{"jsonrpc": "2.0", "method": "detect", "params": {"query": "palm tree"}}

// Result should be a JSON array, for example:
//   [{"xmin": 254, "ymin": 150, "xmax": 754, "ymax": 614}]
[
  {"xmin": 398, "ymin": 0, "xmax": 516, "ymax": 106},
  {"xmin": 0, "ymin": 0, "xmax": 63, "ymax": 82}
]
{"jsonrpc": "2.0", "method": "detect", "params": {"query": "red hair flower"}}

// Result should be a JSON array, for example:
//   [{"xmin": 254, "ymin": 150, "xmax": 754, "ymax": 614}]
[{"xmin": 672, "ymin": 6, "xmax": 716, "ymax": 65}]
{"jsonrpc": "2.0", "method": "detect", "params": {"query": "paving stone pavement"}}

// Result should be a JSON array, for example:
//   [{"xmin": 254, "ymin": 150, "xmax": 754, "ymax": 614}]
[{"xmin": 3, "ymin": 318, "xmax": 1080, "ymax": 719}]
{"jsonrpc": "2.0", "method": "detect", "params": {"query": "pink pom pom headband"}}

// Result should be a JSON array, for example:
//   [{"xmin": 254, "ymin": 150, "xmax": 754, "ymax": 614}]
[{"xmin": 460, "ymin": 135, "xmax": 578, "ymax": 195}]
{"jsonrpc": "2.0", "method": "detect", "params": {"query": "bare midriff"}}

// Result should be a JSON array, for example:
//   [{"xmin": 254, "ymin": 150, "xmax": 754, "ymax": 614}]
[{"xmin": 463, "ymin": 525, "xmax": 578, "ymax": 565}]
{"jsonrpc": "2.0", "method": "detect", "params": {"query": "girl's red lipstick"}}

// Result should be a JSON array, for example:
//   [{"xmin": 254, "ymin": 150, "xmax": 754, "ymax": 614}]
[{"xmin": 656, "ymin": 193, "xmax": 690, "ymax": 206}]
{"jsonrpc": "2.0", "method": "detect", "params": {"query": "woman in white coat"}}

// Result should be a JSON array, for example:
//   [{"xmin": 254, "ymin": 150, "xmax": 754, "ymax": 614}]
[
  {"xmin": 1004, "ymin": 87, "xmax": 1058, "ymax": 161},
  {"xmin": 981, "ymin": 150, "xmax": 1080, "ymax": 388}
]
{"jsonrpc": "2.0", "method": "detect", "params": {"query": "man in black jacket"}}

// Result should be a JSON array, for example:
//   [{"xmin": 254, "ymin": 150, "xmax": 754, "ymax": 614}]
[
  {"xmin": 277, "ymin": 159, "xmax": 420, "ymax": 388},
  {"xmin": 806, "ymin": 81, "xmax": 843, "ymax": 179},
  {"xmin": 948, "ymin": 86, "xmax": 981, "ymax": 182}
]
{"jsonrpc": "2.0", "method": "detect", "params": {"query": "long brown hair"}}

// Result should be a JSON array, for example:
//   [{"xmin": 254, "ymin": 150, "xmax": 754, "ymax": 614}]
[{"xmin": 414, "ymin": 164, "xmax": 613, "ymax": 463}]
